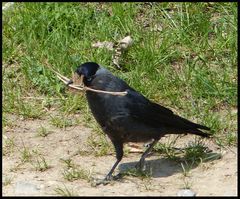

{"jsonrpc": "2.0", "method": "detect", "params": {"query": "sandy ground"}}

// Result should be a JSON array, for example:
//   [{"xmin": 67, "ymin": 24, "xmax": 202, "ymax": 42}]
[{"xmin": 2, "ymin": 115, "xmax": 237, "ymax": 196}]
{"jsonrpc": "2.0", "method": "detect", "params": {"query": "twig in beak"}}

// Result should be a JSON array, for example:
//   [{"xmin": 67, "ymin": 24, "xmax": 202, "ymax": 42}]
[
  {"xmin": 79, "ymin": 75, "xmax": 84, "ymax": 87},
  {"xmin": 56, "ymin": 74, "xmax": 84, "ymax": 90},
  {"xmin": 84, "ymin": 87, "xmax": 128, "ymax": 96},
  {"xmin": 67, "ymin": 80, "xmax": 73, "ymax": 86},
  {"xmin": 46, "ymin": 64, "xmax": 128, "ymax": 96}
]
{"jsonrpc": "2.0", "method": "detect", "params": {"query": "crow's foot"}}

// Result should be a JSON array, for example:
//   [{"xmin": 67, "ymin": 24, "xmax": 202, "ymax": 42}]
[{"xmin": 92, "ymin": 173, "xmax": 123, "ymax": 186}]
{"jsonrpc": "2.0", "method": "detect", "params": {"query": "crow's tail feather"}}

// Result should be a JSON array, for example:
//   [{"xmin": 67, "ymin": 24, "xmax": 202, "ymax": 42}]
[
  {"xmin": 188, "ymin": 128, "xmax": 212, "ymax": 138},
  {"xmin": 176, "ymin": 115, "xmax": 211, "ymax": 134},
  {"xmin": 193, "ymin": 123, "xmax": 211, "ymax": 131}
]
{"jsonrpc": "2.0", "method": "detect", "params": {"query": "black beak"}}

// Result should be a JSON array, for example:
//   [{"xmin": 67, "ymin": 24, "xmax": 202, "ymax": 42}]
[{"xmin": 67, "ymin": 79, "xmax": 73, "ymax": 86}]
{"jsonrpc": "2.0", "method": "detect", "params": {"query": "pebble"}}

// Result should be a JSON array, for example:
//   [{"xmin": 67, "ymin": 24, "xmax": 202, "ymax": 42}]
[
  {"xmin": 15, "ymin": 181, "xmax": 40, "ymax": 195},
  {"xmin": 177, "ymin": 189, "xmax": 196, "ymax": 197}
]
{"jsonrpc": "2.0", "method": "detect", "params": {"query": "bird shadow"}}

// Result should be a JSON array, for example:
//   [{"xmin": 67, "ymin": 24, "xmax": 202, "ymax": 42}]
[{"xmin": 118, "ymin": 152, "xmax": 221, "ymax": 178}]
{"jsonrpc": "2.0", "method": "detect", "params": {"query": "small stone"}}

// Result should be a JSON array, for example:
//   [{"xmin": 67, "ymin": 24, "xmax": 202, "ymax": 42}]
[
  {"xmin": 15, "ymin": 181, "xmax": 39, "ymax": 195},
  {"xmin": 177, "ymin": 189, "xmax": 196, "ymax": 196}
]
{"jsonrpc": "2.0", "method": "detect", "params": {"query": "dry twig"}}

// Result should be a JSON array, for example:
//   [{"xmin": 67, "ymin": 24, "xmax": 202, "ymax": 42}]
[{"xmin": 45, "ymin": 64, "xmax": 128, "ymax": 96}]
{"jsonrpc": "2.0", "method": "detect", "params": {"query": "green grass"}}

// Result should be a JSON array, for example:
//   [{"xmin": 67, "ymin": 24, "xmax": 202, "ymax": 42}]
[
  {"xmin": 3, "ymin": 176, "xmax": 13, "ymax": 187},
  {"xmin": 54, "ymin": 184, "xmax": 77, "ymax": 196},
  {"xmin": 86, "ymin": 131, "xmax": 114, "ymax": 156},
  {"xmin": 154, "ymin": 138, "xmax": 222, "ymax": 166},
  {"xmin": 3, "ymin": 2, "xmax": 237, "ymax": 152},
  {"xmin": 31, "ymin": 149, "xmax": 51, "ymax": 172},
  {"xmin": 36, "ymin": 126, "xmax": 52, "ymax": 137},
  {"xmin": 50, "ymin": 115, "xmax": 79, "ymax": 128},
  {"xmin": 3, "ymin": 136, "xmax": 15, "ymax": 156},
  {"xmin": 20, "ymin": 146, "xmax": 33, "ymax": 163},
  {"xmin": 61, "ymin": 158, "xmax": 92, "ymax": 182},
  {"xmin": 18, "ymin": 144, "xmax": 50, "ymax": 171},
  {"xmin": 121, "ymin": 167, "xmax": 152, "ymax": 180}
]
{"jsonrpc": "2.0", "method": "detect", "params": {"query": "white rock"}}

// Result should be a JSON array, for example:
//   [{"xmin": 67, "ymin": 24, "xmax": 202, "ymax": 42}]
[
  {"xmin": 177, "ymin": 189, "xmax": 196, "ymax": 196},
  {"xmin": 15, "ymin": 181, "xmax": 39, "ymax": 195}
]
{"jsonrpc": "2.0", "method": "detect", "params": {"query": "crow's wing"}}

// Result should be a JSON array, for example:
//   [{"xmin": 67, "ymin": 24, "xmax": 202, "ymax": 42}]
[{"xmin": 125, "ymin": 89, "xmax": 210, "ymax": 131}]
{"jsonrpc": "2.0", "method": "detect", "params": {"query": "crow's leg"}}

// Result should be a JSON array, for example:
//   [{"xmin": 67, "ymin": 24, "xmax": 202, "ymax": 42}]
[
  {"xmin": 95, "ymin": 141, "xmax": 123, "ymax": 185},
  {"xmin": 135, "ymin": 139, "xmax": 158, "ymax": 170}
]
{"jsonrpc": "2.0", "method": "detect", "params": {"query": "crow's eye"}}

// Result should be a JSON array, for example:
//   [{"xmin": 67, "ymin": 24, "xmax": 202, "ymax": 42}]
[{"xmin": 86, "ymin": 77, "xmax": 92, "ymax": 82}]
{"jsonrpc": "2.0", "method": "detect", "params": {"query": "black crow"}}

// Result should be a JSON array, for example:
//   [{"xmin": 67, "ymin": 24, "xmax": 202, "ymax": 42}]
[{"xmin": 68, "ymin": 62, "xmax": 211, "ymax": 184}]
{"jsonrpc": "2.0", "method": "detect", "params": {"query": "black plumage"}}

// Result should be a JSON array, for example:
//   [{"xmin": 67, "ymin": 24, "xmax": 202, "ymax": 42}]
[{"xmin": 69, "ymin": 62, "xmax": 211, "ymax": 184}]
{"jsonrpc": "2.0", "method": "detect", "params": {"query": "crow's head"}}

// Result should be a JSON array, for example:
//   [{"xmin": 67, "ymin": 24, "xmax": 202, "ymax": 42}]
[
  {"xmin": 67, "ymin": 62, "xmax": 100, "ymax": 86},
  {"xmin": 76, "ymin": 62, "xmax": 100, "ymax": 78}
]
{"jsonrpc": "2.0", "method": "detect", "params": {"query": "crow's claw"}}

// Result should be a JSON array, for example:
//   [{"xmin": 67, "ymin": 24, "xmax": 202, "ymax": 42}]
[
  {"xmin": 94, "ymin": 179, "xmax": 111, "ymax": 186},
  {"xmin": 92, "ymin": 173, "xmax": 123, "ymax": 186}
]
